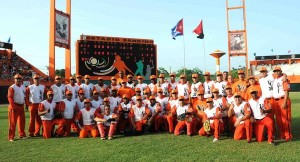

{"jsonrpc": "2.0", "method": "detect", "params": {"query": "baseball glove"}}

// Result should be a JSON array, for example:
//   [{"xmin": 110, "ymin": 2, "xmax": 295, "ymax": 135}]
[
  {"xmin": 106, "ymin": 118, "xmax": 116, "ymax": 123},
  {"xmin": 203, "ymin": 120, "xmax": 211, "ymax": 132}
]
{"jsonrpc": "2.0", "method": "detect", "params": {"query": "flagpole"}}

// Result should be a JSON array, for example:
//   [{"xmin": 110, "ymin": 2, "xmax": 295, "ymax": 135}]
[
  {"xmin": 182, "ymin": 35, "xmax": 186, "ymax": 74},
  {"xmin": 203, "ymin": 39, "xmax": 206, "ymax": 71}
]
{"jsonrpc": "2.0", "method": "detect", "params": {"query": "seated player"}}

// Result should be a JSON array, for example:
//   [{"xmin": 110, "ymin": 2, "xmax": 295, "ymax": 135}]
[{"xmin": 95, "ymin": 105, "xmax": 118, "ymax": 140}]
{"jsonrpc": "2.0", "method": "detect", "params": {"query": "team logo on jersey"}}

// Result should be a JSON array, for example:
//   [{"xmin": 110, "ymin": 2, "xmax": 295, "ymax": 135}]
[
  {"xmin": 267, "ymin": 80, "xmax": 273, "ymax": 91},
  {"xmin": 197, "ymin": 105, "xmax": 205, "ymax": 111},
  {"xmin": 39, "ymin": 90, "xmax": 43, "ymax": 100},
  {"xmin": 237, "ymin": 84, "xmax": 245, "ymax": 91},
  {"xmin": 277, "ymin": 82, "xmax": 281, "ymax": 93}
]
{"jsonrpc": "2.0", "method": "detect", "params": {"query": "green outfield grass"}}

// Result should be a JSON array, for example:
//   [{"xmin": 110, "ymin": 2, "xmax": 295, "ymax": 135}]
[{"xmin": 0, "ymin": 93, "xmax": 299, "ymax": 161}]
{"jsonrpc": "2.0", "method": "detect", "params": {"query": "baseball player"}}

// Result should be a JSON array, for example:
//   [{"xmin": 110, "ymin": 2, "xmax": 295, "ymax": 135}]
[
  {"xmin": 155, "ymin": 88, "xmax": 169, "ymax": 131},
  {"xmin": 126, "ymin": 74, "xmax": 135, "ymax": 89},
  {"xmin": 131, "ymin": 88, "xmax": 144, "ymax": 105},
  {"xmin": 213, "ymin": 71, "xmax": 227, "ymax": 97},
  {"xmin": 232, "ymin": 70, "xmax": 248, "ymax": 100},
  {"xmin": 80, "ymin": 75, "xmax": 94, "ymax": 99},
  {"xmin": 25, "ymin": 74, "xmax": 47, "ymax": 137},
  {"xmin": 90, "ymin": 90, "xmax": 103, "ymax": 109},
  {"xmin": 245, "ymin": 76, "xmax": 262, "ymax": 101},
  {"xmin": 190, "ymin": 73, "xmax": 203, "ymax": 104},
  {"xmin": 66, "ymin": 76, "xmax": 81, "ymax": 100},
  {"xmin": 199, "ymin": 98, "xmax": 224, "ymax": 142},
  {"xmin": 50, "ymin": 75, "xmax": 66, "ymax": 103},
  {"xmin": 75, "ymin": 75, "xmax": 83, "ymax": 86},
  {"xmin": 75, "ymin": 89, "xmax": 86, "ymax": 110},
  {"xmin": 94, "ymin": 77, "xmax": 109, "ymax": 94},
  {"xmin": 95, "ymin": 105, "xmax": 118, "ymax": 140},
  {"xmin": 118, "ymin": 79, "xmax": 135, "ymax": 99},
  {"xmin": 76, "ymin": 99, "xmax": 99, "ymax": 138},
  {"xmin": 176, "ymin": 74, "xmax": 190, "ymax": 100},
  {"xmin": 7, "ymin": 74, "xmax": 27, "ymax": 141},
  {"xmin": 147, "ymin": 95, "xmax": 163, "ymax": 132},
  {"xmin": 192, "ymin": 90, "xmax": 207, "ymax": 133},
  {"xmin": 272, "ymin": 66, "xmax": 292, "ymax": 141},
  {"xmin": 157, "ymin": 74, "xmax": 171, "ymax": 97},
  {"xmin": 135, "ymin": 76, "xmax": 148, "ymax": 96},
  {"xmin": 166, "ymin": 89, "xmax": 179, "ymax": 133},
  {"xmin": 228, "ymin": 92, "xmax": 252, "ymax": 143},
  {"xmin": 248, "ymin": 88, "xmax": 275, "ymax": 145},
  {"xmin": 108, "ymin": 87, "xmax": 122, "ymax": 110},
  {"xmin": 117, "ymin": 94, "xmax": 133, "ymax": 134},
  {"xmin": 169, "ymin": 72, "xmax": 178, "ymax": 90},
  {"xmin": 62, "ymin": 91, "xmax": 80, "ymax": 136},
  {"xmin": 101, "ymin": 97, "xmax": 118, "ymax": 114},
  {"xmin": 203, "ymin": 72, "xmax": 214, "ymax": 99},
  {"xmin": 38, "ymin": 91, "xmax": 65, "ymax": 139},
  {"xmin": 109, "ymin": 76, "xmax": 121, "ymax": 95},
  {"xmin": 212, "ymin": 88, "xmax": 229, "ymax": 135},
  {"xmin": 148, "ymin": 75, "xmax": 158, "ymax": 96}
]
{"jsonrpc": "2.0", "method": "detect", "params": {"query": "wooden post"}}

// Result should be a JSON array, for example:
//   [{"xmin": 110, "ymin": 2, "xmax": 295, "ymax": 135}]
[
  {"xmin": 49, "ymin": 0, "xmax": 56, "ymax": 78},
  {"xmin": 65, "ymin": 0, "xmax": 71, "ymax": 80}
]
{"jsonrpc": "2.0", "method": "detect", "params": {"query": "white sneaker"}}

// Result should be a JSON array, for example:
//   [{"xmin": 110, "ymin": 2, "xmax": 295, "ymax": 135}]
[
  {"xmin": 9, "ymin": 139, "xmax": 14, "ymax": 142},
  {"xmin": 108, "ymin": 137, "xmax": 113, "ymax": 140},
  {"xmin": 213, "ymin": 138, "xmax": 219, "ymax": 142}
]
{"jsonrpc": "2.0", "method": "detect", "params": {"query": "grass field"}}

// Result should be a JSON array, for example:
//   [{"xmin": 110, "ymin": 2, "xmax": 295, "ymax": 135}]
[{"xmin": 0, "ymin": 93, "xmax": 299, "ymax": 161}]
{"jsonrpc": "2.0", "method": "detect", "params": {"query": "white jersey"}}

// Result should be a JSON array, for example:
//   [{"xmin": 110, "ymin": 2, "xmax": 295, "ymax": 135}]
[
  {"xmin": 226, "ymin": 95, "xmax": 235, "ymax": 105},
  {"xmin": 169, "ymin": 99, "xmax": 179, "ymax": 110},
  {"xmin": 51, "ymin": 84, "xmax": 66, "ymax": 102},
  {"xmin": 11, "ymin": 84, "xmax": 26, "ymax": 104},
  {"xmin": 75, "ymin": 98, "xmax": 85, "ymax": 110},
  {"xmin": 120, "ymin": 101, "xmax": 132, "ymax": 119},
  {"xmin": 233, "ymin": 101, "xmax": 248, "ymax": 125},
  {"xmin": 214, "ymin": 81, "xmax": 227, "ymax": 96},
  {"xmin": 126, "ymin": 82, "xmax": 135, "ymax": 89},
  {"xmin": 81, "ymin": 108, "xmax": 96, "ymax": 125},
  {"xmin": 259, "ymin": 75, "xmax": 274, "ymax": 99},
  {"xmin": 91, "ymin": 98, "xmax": 103, "ymax": 109},
  {"xmin": 176, "ymin": 105, "xmax": 189, "ymax": 116},
  {"xmin": 177, "ymin": 83, "xmax": 190, "ymax": 99},
  {"xmin": 28, "ymin": 84, "xmax": 45, "ymax": 103},
  {"xmin": 148, "ymin": 102, "xmax": 160, "ymax": 117},
  {"xmin": 100, "ymin": 104, "xmax": 116, "ymax": 114},
  {"xmin": 135, "ymin": 83, "xmax": 148, "ymax": 96},
  {"xmin": 102, "ymin": 113, "xmax": 116, "ymax": 127},
  {"xmin": 170, "ymin": 81, "xmax": 178, "ymax": 90},
  {"xmin": 94, "ymin": 84, "xmax": 108, "ymax": 93},
  {"xmin": 190, "ymin": 82, "xmax": 202, "ymax": 98},
  {"xmin": 204, "ymin": 105, "xmax": 221, "ymax": 124},
  {"xmin": 66, "ymin": 84, "xmax": 81, "ymax": 100},
  {"xmin": 148, "ymin": 83, "xmax": 157, "ymax": 95},
  {"xmin": 80, "ymin": 83, "xmax": 94, "ymax": 99},
  {"xmin": 248, "ymin": 97, "xmax": 267, "ymax": 120},
  {"xmin": 203, "ymin": 80, "xmax": 214, "ymax": 98},
  {"xmin": 156, "ymin": 96, "xmax": 169, "ymax": 114},
  {"xmin": 213, "ymin": 97, "xmax": 227, "ymax": 117},
  {"xmin": 63, "ymin": 99, "xmax": 76, "ymax": 119},
  {"xmin": 132, "ymin": 105, "xmax": 146, "ymax": 121},
  {"xmin": 273, "ymin": 76, "xmax": 286, "ymax": 98},
  {"xmin": 131, "ymin": 95, "xmax": 145, "ymax": 105},
  {"xmin": 40, "ymin": 100, "xmax": 56, "ymax": 120},
  {"xmin": 158, "ymin": 82, "xmax": 171, "ymax": 97},
  {"xmin": 108, "ymin": 96, "xmax": 122, "ymax": 109}
]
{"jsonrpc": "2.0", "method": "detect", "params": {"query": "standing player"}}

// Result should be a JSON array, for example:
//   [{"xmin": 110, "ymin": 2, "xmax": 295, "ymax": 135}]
[
  {"xmin": 157, "ymin": 74, "xmax": 171, "ymax": 97},
  {"xmin": 7, "ymin": 74, "xmax": 27, "ymax": 141},
  {"xmin": 75, "ymin": 75, "xmax": 83, "ymax": 86},
  {"xmin": 126, "ymin": 74, "xmax": 135, "ymax": 89},
  {"xmin": 66, "ymin": 76, "xmax": 80, "ymax": 100},
  {"xmin": 166, "ymin": 89, "xmax": 179, "ymax": 133},
  {"xmin": 80, "ymin": 75, "xmax": 94, "ymax": 99},
  {"xmin": 94, "ymin": 77, "xmax": 109, "ymax": 94},
  {"xmin": 192, "ymin": 90, "xmax": 207, "ymax": 133},
  {"xmin": 62, "ymin": 91, "xmax": 79, "ymax": 136},
  {"xmin": 25, "ymin": 74, "xmax": 47, "ymax": 137},
  {"xmin": 148, "ymin": 75, "xmax": 158, "ymax": 96},
  {"xmin": 169, "ymin": 72, "xmax": 178, "ymax": 90},
  {"xmin": 109, "ymin": 76, "xmax": 121, "ymax": 95},
  {"xmin": 118, "ymin": 79, "xmax": 135, "ymax": 99},
  {"xmin": 90, "ymin": 90, "xmax": 103, "ymax": 109},
  {"xmin": 259, "ymin": 67, "xmax": 275, "ymax": 118},
  {"xmin": 190, "ymin": 73, "xmax": 203, "ymax": 104},
  {"xmin": 176, "ymin": 74, "xmax": 190, "ymax": 101},
  {"xmin": 245, "ymin": 76, "xmax": 262, "ymax": 101},
  {"xmin": 118, "ymin": 94, "xmax": 133, "ymax": 134},
  {"xmin": 155, "ymin": 88, "xmax": 169, "ymax": 131},
  {"xmin": 108, "ymin": 87, "xmax": 122, "ymax": 110},
  {"xmin": 50, "ymin": 75, "xmax": 66, "ymax": 103},
  {"xmin": 213, "ymin": 71, "xmax": 227, "ymax": 97},
  {"xmin": 232, "ymin": 70, "xmax": 248, "ymax": 100},
  {"xmin": 75, "ymin": 89, "xmax": 85, "ymax": 110},
  {"xmin": 135, "ymin": 76, "xmax": 148, "ymax": 96},
  {"xmin": 273, "ymin": 66, "xmax": 292, "ymax": 141},
  {"xmin": 203, "ymin": 72, "xmax": 214, "ymax": 99}
]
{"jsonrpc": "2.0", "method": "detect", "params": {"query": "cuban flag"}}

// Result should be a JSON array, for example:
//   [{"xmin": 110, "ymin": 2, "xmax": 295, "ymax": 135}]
[{"xmin": 171, "ymin": 19, "xmax": 184, "ymax": 40}]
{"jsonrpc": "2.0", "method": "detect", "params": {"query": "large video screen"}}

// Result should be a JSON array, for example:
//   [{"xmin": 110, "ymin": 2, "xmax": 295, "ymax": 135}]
[{"xmin": 77, "ymin": 40, "xmax": 157, "ymax": 80}]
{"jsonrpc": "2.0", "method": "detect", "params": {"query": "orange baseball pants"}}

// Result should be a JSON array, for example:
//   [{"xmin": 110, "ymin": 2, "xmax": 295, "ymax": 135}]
[
  {"xmin": 79, "ymin": 125, "xmax": 99, "ymax": 138},
  {"xmin": 97, "ymin": 123, "xmax": 117, "ymax": 138},
  {"xmin": 166, "ymin": 115, "xmax": 177, "ymax": 133},
  {"xmin": 254, "ymin": 116, "xmax": 274, "ymax": 142},
  {"xmin": 174, "ymin": 120, "xmax": 193, "ymax": 136},
  {"xmin": 64, "ymin": 118, "xmax": 80, "ymax": 136},
  {"xmin": 199, "ymin": 119, "xmax": 224, "ymax": 139},
  {"xmin": 234, "ymin": 119, "xmax": 252, "ymax": 141},
  {"xmin": 42, "ymin": 118, "xmax": 65, "ymax": 139},
  {"xmin": 28, "ymin": 103, "xmax": 42, "ymax": 136},
  {"xmin": 134, "ymin": 120, "xmax": 147, "ymax": 131},
  {"xmin": 8, "ymin": 104, "xmax": 26, "ymax": 140},
  {"xmin": 155, "ymin": 116, "xmax": 168, "ymax": 132},
  {"xmin": 274, "ymin": 98, "xmax": 292, "ymax": 140},
  {"xmin": 118, "ymin": 117, "xmax": 130, "ymax": 133}
]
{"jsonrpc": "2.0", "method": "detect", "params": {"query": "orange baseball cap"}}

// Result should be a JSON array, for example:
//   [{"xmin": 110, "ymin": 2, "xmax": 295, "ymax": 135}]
[
  {"xmin": 273, "ymin": 66, "xmax": 282, "ymax": 72},
  {"xmin": 197, "ymin": 90, "xmax": 205, "ymax": 95},
  {"xmin": 212, "ymin": 88, "xmax": 219, "ymax": 93},
  {"xmin": 250, "ymin": 88, "xmax": 258, "ymax": 93},
  {"xmin": 150, "ymin": 75, "xmax": 157, "ymax": 80},
  {"xmin": 103, "ymin": 97, "xmax": 109, "ymax": 102},
  {"xmin": 47, "ymin": 91, "xmax": 54, "ymax": 95},
  {"xmin": 157, "ymin": 88, "xmax": 163, "ymax": 93},
  {"xmin": 206, "ymin": 98, "xmax": 213, "ymax": 103},
  {"xmin": 93, "ymin": 90, "xmax": 99, "ymax": 94},
  {"xmin": 84, "ymin": 75, "xmax": 90, "ymax": 79},
  {"xmin": 78, "ymin": 89, "xmax": 85, "ymax": 94},
  {"xmin": 84, "ymin": 99, "xmax": 91, "ymax": 103},
  {"xmin": 178, "ymin": 96, "xmax": 185, "ymax": 100},
  {"xmin": 76, "ymin": 75, "xmax": 82, "ymax": 78},
  {"xmin": 225, "ymin": 85, "xmax": 232, "ymax": 89},
  {"xmin": 216, "ymin": 71, "xmax": 222, "ymax": 76},
  {"xmin": 33, "ymin": 75, "xmax": 40, "ymax": 79},
  {"xmin": 66, "ymin": 91, "xmax": 72, "ymax": 95},
  {"xmin": 135, "ymin": 88, "xmax": 141, "ymax": 92},
  {"xmin": 192, "ymin": 74, "xmax": 198, "ymax": 78},
  {"xmin": 248, "ymin": 76, "xmax": 255, "ymax": 80},
  {"xmin": 127, "ymin": 74, "xmax": 133, "ymax": 78},
  {"xmin": 149, "ymin": 95, "xmax": 156, "ymax": 100},
  {"xmin": 70, "ymin": 76, "xmax": 76, "ymax": 80},
  {"xmin": 170, "ymin": 72, "xmax": 176, "ymax": 77},
  {"xmin": 234, "ymin": 92, "xmax": 241, "ymax": 97},
  {"xmin": 180, "ymin": 74, "xmax": 186, "ymax": 79},
  {"xmin": 159, "ymin": 74, "xmax": 165, "ymax": 78},
  {"xmin": 55, "ymin": 76, "xmax": 61, "ymax": 80},
  {"xmin": 122, "ymin": 94, "xmax": 129, "ymax": 99},
  {"xmin": 238, "ymin": 70, "xmax": 245, "ymax": 74},
  {"xmin": 136, "ymin": 96, "xmax": 142, "ymax": 100},
  {"xmin": 137, "ymin": 76, "xmax": 143, "ymax": 80},
  {"xmin": 204, "ymin": 71, "xmax": 210, "ymax": 76},
  {"xmin": 98, "ymin": 77, "xmax": 103, "ymax": 80},
  {"xmin": 14, "ymin": 74, "xmax": 22, "ymax": 79},
  {"xmin": 259, "ymin": 67, "xmax": 267, "ymax": 72},
  {"xmin": 171, "ymin": 89, "xmax": 178, "ymax": 94},
  {"xmin": 111, "ymin": 76, "xmax": 116, "ymax": 80}
]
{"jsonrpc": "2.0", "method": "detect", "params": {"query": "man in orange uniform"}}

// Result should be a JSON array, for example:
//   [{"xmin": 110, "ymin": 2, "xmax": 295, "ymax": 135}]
[
  {"xmin": 272, "ymin": 66, "xmax": 292, "ymax": 141},
  {"xmin": 192, "ymin": 90, "xmax": 206, "ymax": 133},
  {"xmin": 245, "ymin": 76, "xmax": 262, "ymax": 101},
  {"xmin": 76, "ymin": 99, "xmax": 99, "ymax": 138},
  {"xmin": 232, "ymin": 70, "xmax": 248, "ymax": 100},
  {"xmin": 228, "ymin": 92, "xmax": 252, "ymax": 143},
  {"xmin": 38, "ymin": 91, "xmax": 66, "ymax": 139},
  {"xmin": 248, "ymin": 88, "xmax": 275, "ymax": 145},
  {"xmin": 172, "ymin": 96, "xmax": 194, "ymax": 136},
  {"xmin": 199, "ymin": 98, "xmax": 223, "ymax": 142},
  {"xmin": 25, "ymin": 74, "xmax": 48, "ymax": 137},
  {"xmin": 166, "ymin": 89, "xmax": 179, "ymax": 133},
  {"xmin": 129, "ymin": 96, "xmax": 151, "ymax": 134},
  {"xmin": 7, "ymin": 74, "xmax": 27, "ymax": 141},
  {"xmin": 118, "ymin": 79, "xmax": 135, "ymax": 99},
  {"xmin": 95, "ymin": 105, "xmax": 118, "ymax": 140}
]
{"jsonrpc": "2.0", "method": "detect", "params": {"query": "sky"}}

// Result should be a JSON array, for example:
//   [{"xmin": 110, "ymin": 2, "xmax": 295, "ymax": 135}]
[{"xmin": 0, "ymin": 0, "xmax": 299, "ymax": 75}]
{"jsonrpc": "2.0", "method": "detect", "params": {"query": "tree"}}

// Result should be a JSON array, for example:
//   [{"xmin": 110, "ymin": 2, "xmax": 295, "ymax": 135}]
[
  {"xmin": 55, "ymin": 69, "xmax": 65, "ymax": 78},
  {"xmin": 176, "ymin": 67, "xmax": 204, "ymax": 82},
  {"xmin": 158, "ymin": 67, "xmax": 170, "ymax": 77}
]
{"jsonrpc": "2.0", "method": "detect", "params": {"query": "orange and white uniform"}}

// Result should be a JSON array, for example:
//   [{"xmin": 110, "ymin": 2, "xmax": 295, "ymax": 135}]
[
  {"xmin": 61, "ymin": 98, "xmax": 80, "ymax": 136},
  {"xmin": 108, "ymin": 96, "xmax": 122, "ymax": 110},
  {"xmin": 39, "ymin": 100, "xmax": 65, "ymax": 139},
  {"xmin": 232, "ymin": 80, "xmax": 248, "ymax": 100},
  {"xmin": 249, "ymin": 97, "xmax": 274, "ymax": 142},
  {"xmin": 172, "ymin": 104, "xmax": 193, "ymax": 136},
  {"xmin": 170, "ymin": 81, "xmax": 178, "ymax": 90},
  {"xmin": 213, "ymin": 81, "xmax": 227, "ymax": 97},
  {"xmin": 273, "ymin": 75, "xmax": 292, "ymax": 140},
  {"xmin": 259, "ymin": 75, "xmax": 274, "ymax": 99},
  {"xmin": 91, "ymin": 98, "xmax": 103, "ymax": 109},
  {"xmin": 166, "ymin": 97, "xmax": 179, "ymax": 133},
  {"xmin": 77, "ymin": 106, "xmax": 99, "ymax": 138},
  {"xmin": 7, "ymin": 83, "xmax": 27, "ymax": 140},
  {"xmin": 203, "ymin": 80, "xmax": 214, "ymax": 98},
  {"xmin": 118, "ymin": 101, "xmax": 133, "ymax": 132},
  {"xmin": 25, "ymin": 84, "xmax": 47, "ymax": 136},
  {"xmin": 66, "ymin": 84, "xmax": 81, "ymax": 100},
  {"xmin": 177, "ymin": 83, "xmax": 190, "ymax": 100},
  {"xmin": 190, "ymin": 82, "xmax": 203, "ymax": 99},
  {"xmin": 97, "ymin": 113, "xmax": 118, "ymax": 138},
  {"xmin": 135, "ymin": 83, "xmax": 148, "ymax": 96},
  {"xmin": 129, "ymin": 104, "xmax": 151, "ymax": 131},
  {"xmin": 245, "ymin": 85, "xmax": 262, "ymax": 101},
  {"xmin": 50, "ymin": 84, "xmax": 66, "ymax": 102},
  {"xmin": 148, "ymin": 82, "xmax": 157, "ymax": 95},
  {"xmin": 94, "ymin": 84, "xmax": 109, "ymax": 94},
  {"xmin": 80, "ymin": 83, "xmax": 94, "ymax": 99},
  {"xmin": 157, "ymin": 82, "xmax": 171, "ymax": 97}
]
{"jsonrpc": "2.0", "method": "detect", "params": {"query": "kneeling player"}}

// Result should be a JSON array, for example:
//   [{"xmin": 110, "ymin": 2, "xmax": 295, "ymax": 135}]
[{"xmin": 95, "ymin": 105, "xmax": 118, "ymax": 140}]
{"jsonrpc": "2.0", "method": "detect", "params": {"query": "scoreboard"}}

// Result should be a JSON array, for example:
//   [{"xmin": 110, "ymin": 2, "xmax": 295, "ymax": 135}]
[{"xmin": 76, "ymin": 35, "xmax": 157, "ymax": 80}]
